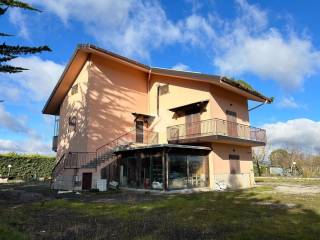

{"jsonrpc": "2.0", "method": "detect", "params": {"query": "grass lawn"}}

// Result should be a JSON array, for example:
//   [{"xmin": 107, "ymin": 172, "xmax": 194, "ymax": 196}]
[{"xmin": 0, "ymin": 180, "xmax": 320, "ymax": 240}]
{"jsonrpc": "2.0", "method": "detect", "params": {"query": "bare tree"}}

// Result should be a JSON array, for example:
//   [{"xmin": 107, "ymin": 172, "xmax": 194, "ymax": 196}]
[{"xmin": 253, "ymin": 145, "xmax": 270, "ymax": 176}]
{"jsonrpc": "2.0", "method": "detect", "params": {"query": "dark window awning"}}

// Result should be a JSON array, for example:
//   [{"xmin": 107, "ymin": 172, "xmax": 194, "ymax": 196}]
[
  {"xmin": 132, "ymin": 112, "xmax": 155, "ymax": 121},
  {"xmin": 169, "ymin": 100, "xmax": 209, "ymax": 116}
]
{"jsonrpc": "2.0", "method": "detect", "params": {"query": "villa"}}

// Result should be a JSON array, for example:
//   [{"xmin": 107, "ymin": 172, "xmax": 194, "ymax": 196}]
[{"xmin": 43, "ymin": 44, "xmax": 272, "ymax": 191}]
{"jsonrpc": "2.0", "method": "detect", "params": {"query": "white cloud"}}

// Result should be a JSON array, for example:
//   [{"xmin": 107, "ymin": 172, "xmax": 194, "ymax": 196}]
[
  {"xmin": 278, "ymin": 97, "xmax": 299, "ymax": 109},
  {"xmin": 30, "ymin": 0, "xmax": 320, "ymax": 90},
  {"xmin": 30, "ymin": 0, "xmax": 182, "ymax": 59},
  {"xmin": 0, "ymin": 105, "xmax": 29, "ymax": 133},
  {"xmin": 235, "ymin": 0, "xmax": 268, "ymax": 30},
  {"xmin": 263, "ymin": 119, "xmax": 320, "ymax": 153},
  {"xmin": 178, "ymin": 14, "xmax": 216, "ymax": 47},
  {"xmin": 29, "ymin": 0, "xmax": 216, "ymax": 59},
  {"xmin": 215, "ymin": 30, "xmax": 320, "ymax": 89},
  {"xmin": 0, "ymin": 140, "xmax": 18, "ymax": 152},
  {"xmin": 0, "ymin": 84, "xmax": 20, "ymax": 101},
  {"xmin": 8, "ymin": 56, "xmax": 64, "ymax": 101},
  {"xmin": 0, "ymin": 105, "xmax": 52, "ymax": 154},
  {"xmin": 172, "ymin": 63, "xmax": 190, "ymax": 71},
  {"xmin": 214, "ymin": 0, "xmax": 320, "ymax": 90},
  {"xmin": 0, "ymin": 138, "xmax": 52, "ymax": 155},
  {"xmin": 8, "ymin": 8, "xmax": 30, "ymax": 39}
]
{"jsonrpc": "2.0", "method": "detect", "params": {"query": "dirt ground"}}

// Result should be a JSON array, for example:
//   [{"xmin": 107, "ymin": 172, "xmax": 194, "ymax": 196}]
[
  {"xmin": 0, "ymin": 182, "xmax": 166, "ymax": 205},
  {"xmin": 1, "ymin": 179, "xmax": 320, "ymax": 205}
]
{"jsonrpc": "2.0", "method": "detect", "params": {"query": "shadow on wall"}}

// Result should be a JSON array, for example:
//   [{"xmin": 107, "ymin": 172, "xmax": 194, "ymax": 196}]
[
  {"xmin": 229, "ymin": 160, "xmax": 241, "ymax": 188},
  {"xmin": 58, "ymin": 84, "xmax": 88, "ymax": 157},
  {"xmin": 86, "ymin": 57, "xmax": 147, "ymax": 152}
]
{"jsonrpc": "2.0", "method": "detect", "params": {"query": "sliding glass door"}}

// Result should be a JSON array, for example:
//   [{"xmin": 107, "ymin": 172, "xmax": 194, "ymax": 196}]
[
  {"xmin": 168, "ymin": 153, "xmax": 208, "ymax": 190},
  {"xmin": 168, "ymin": 154, "xmax": 188, "ymax": 189},
  {"xmin": 188, "ymin": 155, "xmax": 209, "ymax": 188}
]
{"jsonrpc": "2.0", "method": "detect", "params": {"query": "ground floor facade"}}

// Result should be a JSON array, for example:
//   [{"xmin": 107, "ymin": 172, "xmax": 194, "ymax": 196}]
[{"xmin": 52, "ymin": 143, "xmax": 255, "ymax": 191}]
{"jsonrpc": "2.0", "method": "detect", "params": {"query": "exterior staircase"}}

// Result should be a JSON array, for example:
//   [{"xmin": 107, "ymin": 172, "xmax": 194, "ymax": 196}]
[{"xmin": 52, "ymin": 129, "xmax": 158, "ymax": 179}]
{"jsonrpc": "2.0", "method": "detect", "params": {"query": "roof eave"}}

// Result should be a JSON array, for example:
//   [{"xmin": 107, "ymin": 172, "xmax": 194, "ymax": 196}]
[
  {"xmin": 43, "ymin": 44, "xmax": 272, "ymax": 116},
  {"xmin": 42, "ymin": 46, "xmax": 83, "ymax": 115}
]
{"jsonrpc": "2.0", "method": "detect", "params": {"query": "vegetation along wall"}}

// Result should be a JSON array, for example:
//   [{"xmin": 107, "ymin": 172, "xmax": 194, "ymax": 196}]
[{"xmin": 0, "ymin": 153, "xmax": 55, "ymax": 180}]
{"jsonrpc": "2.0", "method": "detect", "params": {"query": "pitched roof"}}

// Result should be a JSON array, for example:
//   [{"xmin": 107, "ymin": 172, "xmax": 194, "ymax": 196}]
[{"xmin": 43, "ymin": 44, "xmax": 272, "ymax": 115}]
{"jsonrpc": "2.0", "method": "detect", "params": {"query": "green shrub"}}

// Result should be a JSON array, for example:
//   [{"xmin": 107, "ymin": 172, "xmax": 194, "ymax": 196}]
[{"xmin": 0, "ymin": 153, "xmax": 55, "ymax": 180}]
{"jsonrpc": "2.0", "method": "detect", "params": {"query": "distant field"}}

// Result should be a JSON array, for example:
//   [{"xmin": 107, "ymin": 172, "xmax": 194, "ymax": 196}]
[{"xmin": 0, "ymin": 179, "xmax": 319, "ymax": 240}]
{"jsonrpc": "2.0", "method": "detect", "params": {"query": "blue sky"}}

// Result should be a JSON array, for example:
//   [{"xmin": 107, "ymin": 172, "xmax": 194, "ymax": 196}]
[{"xmin": 1, "ymin": 0, "xmax": 320, "ymax": 154}]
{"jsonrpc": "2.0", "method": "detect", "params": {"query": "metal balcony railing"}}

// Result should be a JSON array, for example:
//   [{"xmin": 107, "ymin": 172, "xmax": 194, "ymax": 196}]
[{"xmin": 167, "ymin": 118, "xmax": 266, "ymax": 143}]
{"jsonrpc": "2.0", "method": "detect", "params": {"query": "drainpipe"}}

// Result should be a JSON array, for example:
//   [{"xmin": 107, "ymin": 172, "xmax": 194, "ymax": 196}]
[{"xmin": 147, "ymin": 68, "xmax": 152, "ymax": 116}]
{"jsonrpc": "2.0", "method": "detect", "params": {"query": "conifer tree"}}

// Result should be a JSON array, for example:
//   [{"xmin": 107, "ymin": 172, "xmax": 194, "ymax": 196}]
[{"xmin": 0, "ymin": 0, "xmax": 51, "ymax": 73}]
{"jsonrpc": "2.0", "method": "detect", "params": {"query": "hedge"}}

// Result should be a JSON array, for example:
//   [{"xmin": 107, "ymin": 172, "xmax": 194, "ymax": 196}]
[{"xmin": 0, "ymin": 153, "xmax": 55, "ymax": 180}]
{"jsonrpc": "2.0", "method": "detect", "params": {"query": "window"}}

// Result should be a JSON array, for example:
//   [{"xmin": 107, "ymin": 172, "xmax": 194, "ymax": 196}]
[
  {"xmin": 229, "ymin": 154, "xmax": 240, "ymax": 160},
  {"xmin": 68, "ymin": 116, "xmax": 77, "ymax": 131},
  {"xmin": 159, "ymin": 84, "xmax": 169, "ymax": 95},
  {"xmin": 226, "ymin": 110, "xmax": 237, "ymax": 117},
  {"xmin": 71, "ymin": 84, "xmax": 78, "ymax": 95},
  {"xmin": 157, "ymin": 84, "xmax": 169, "ymax": 115}
]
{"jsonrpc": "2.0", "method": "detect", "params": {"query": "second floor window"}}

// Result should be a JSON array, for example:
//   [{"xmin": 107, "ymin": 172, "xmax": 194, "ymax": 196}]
[
  {"xmin": 68, "ymin": 116, "xmax": 77, "ymax": 131},
  {"xmin": 159, "ymin": 84, "xmax": 169, "ymax": 95},
  {"xmin": 71, "ymin": 84, "xmax": 78, "ymax": 95},
  {"xmin": 226, "ymin": 110, "xmax": 237, "ymax": 118}
]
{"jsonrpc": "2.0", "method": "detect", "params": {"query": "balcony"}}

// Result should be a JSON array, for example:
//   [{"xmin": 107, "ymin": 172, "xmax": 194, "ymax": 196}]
[{"xmin": 167, "ymin": 118, "xmax": 266, "ymax": 146}]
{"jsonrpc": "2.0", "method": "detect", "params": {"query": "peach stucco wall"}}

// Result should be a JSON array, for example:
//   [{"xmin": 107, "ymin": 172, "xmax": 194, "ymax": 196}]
[
  {"xmin": 210, "ymin": 143, "xmax": 253, "ymax": 174},
  {"xmin": 57, "ymin": 61, "xmax": 90, "ymax": 161},
  {"xmin": 149, "ymin": 75, "xmax": 212, "ymax": 143},
  {"xmin": 85, "ymin": 55, "xmax": 148, "ymax": 152},
  {"xmin": 210, "ymin": 84, "xmax": 249, "ymax": 125},
  {"xmin": 55, "ymin": 56, "xmax": 255, "ymax": 190},
  {"xmin": 208, "ymin": 142, "xmax": 254, "ymax": 189},
  {"xmin": 148, "ymin": 74, "xmax": 250, "ymax": 143}
]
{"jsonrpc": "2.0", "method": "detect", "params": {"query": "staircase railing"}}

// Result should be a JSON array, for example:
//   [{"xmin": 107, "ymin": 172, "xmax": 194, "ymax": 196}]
[
  {"xmin": 52, "ymin": 129, "xmax": 158, "ymax": 179},
  {"xmin": 64, "ymin": 152, "xmax": 97, "ymax": 169},
  {"xmin": 97, "ymin": 129, "xmax": 158, "ymax": 158}
]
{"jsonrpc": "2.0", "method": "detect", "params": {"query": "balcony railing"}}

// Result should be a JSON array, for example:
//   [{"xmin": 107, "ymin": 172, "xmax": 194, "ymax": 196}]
[{"xmin": 167, "ymin": 118, "xmax": 266, "ymax": 143}]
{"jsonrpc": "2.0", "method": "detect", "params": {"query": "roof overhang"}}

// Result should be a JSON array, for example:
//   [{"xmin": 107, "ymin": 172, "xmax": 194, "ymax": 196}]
[
  {"xmin": 43, "ymin": 44, "xmax": 272, "ymax": 115},
  {"xmin": 152, "ymin": 68, "xmax": 272, "ymax": 103},
  {"xmin": 113, "ymin": 143, "xmax": 212, "ymax": 153},
  {"xmin": 42, "ymin": 48, "xmax": 88, "ymax": 115},
  {"xmin": 42, "ymin": 44, "xmax": 150, "ymax": 115}
]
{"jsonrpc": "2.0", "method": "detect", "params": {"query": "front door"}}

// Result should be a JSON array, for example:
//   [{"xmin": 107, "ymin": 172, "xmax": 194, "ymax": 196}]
[
  {"xmin": 136, "ymin": 121, "xmax": 144, "ymax": 143},
  {"xmin": 82, "ymin": 172, "xmax": 92, "ymax": 190}
]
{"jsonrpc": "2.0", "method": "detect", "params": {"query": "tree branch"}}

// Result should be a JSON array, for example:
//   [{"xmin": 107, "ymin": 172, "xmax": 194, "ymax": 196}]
[
  {"xmin": 0, "ymin": 0, "xmax": 40, "ymax": 12},
  {"xmin": 0, "ymin": 64, "xmax": 28, "ymax": 73},
  {"xmin": 0, "ymin": 43, "xmax": 51, "ymax": 56}
]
